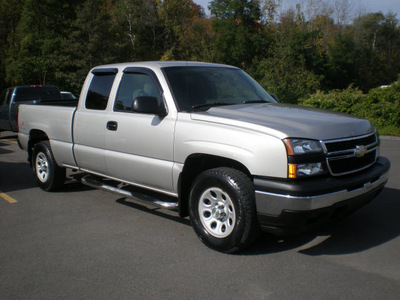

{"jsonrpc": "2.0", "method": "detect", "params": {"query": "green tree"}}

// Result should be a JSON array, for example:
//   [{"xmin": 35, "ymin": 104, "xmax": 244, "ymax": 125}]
[
  {"xmin": 156, "ymin": 0, "xmax": 204, "ymax": 60},
  {"xmin": 113, "ymin": 0, "xmax": 163, "ymax": 61},
  {"xmin": 6, "ymin": 0, "xmax": 57, "ymax": 84},
  {"xmin": 177, "ymin": 16, "xmax": 216, "ymax": 61},
  {"xmin": 257, "ymin": 5, "xmax": 322, "ymax": 103},
  {"xmin": 209, "ymin": 0, "xmax": 266, "ymax": 67},
  {"xmin": 5, "ymin": 0, "xmax": 79, "ymax": 87},
  {"xmin": 0, "ymin": 0, "xmax": 23, "ymax": 89},
  {"xmin": 62, "ymin": 0, "xmax": 121, "ymax": 92},
  {"xmin": 353, "ymin": 13, "xmax": 400, "ymax": 90},
  {"xmin": 323, "ymin": 30, "xmax": 357, "ymax": 89}
]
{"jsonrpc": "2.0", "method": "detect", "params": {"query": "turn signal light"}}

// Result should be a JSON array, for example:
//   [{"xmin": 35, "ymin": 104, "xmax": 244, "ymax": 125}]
[{"xmin": 288, "ymin": 164, "xmax": 297, "ymax": 178}]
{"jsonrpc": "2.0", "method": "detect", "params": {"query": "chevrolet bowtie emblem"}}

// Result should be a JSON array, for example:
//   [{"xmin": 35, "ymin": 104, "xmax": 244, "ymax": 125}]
[{"xmin": 355, "ymin": 145, "xmax": 367, "ymax": 157}]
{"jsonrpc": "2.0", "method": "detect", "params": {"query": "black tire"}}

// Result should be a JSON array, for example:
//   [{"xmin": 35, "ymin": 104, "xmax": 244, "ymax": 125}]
[
  {"xmin": 32, "ymin": 141, "xmax": 66, "ymax": 191},
  {"xmin": 189, "ymin": 167, "xmax": 260, "ymax": 253}
]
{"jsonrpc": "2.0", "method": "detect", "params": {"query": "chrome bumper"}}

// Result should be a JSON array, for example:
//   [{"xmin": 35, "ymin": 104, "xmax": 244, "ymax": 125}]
[{"xmin": 255, "ymin": 170, "xmax": 389, "ymax": 217}]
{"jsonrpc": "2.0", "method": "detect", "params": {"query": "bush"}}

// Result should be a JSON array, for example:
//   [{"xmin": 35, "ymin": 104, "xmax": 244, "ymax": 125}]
[
  {"xmin": 299, "ymin": 81, "xmax": 400, "ymax": 131},
  {"xmin": 366, "ymin": 82, "xmax": 400, "ymax": 127}
]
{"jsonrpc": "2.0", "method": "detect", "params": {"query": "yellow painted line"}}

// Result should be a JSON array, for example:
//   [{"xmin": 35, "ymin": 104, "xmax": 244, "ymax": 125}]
[
  {"xmin": 0, "ymin": 192, "xmax": 18, "ymax": 203},
  {"xmin": 2, "ymin": 139, "xmax": 17, "ymax": 144}
]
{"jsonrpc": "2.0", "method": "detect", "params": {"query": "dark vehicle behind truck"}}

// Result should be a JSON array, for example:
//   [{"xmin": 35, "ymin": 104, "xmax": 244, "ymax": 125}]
[{"xmin": 0, "ymin": 85, "xmax": 65, "ymax": 132}]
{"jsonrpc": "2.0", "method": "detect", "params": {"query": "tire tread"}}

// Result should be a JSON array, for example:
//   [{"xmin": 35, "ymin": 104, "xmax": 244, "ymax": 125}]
[
  {"xmin": 189, "ymin": 167, "xmax": 260, "ymax": 253},
  {"xmin": 32, "ymin": 141, "xmax": 66, "ymax": 191}
]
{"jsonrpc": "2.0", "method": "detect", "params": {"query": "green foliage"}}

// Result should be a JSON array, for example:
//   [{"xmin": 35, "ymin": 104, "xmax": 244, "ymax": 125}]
[
  {"xmin": 299, "ymin": 81, "xmax": 400, "ymax": 132},
  {"xmin": 209, "ymin": 0, "xmax": 267, "ymax": 67},
  {"xmin": 0, "ymin": 0, "xmax": 23, "ymax": 90},
  {"xmin": 113, "ymin": 0, "xmax": 162, "ymax": 61},
  {"xmin": 366, "ymin": 82, "xmax": 400, "ymax": 127},
  {"xmin": 352, "ymin": 13, "xmax": 400, "ymax": 91},
  {"xmin": 256, "ymin": 24, "xmax": 322, "ymax": 103},
  {"xmin": 6, "ymin": 0, "xmax": 63, "ymax": 84},
  {"xmin": 63, "ymin": 0, "xmax": 121, "ymax": 92},
  {"xmin": 258, "ymin": 55, "xmax": 321, "ymax": 104},
  {"xmin": 157, "ymin": 0, "xmax": 200, "ymax": 58},
  {"xmin": 324, "ymin": 31, "xmax": 357, "ymax": 89},
  {"xmin": 299, "ymin": 86, "xmax": 365, "ymax": 113},
  {"xmin": 0, "ymin": 0, "xmax": 399, "ymax": 136}
]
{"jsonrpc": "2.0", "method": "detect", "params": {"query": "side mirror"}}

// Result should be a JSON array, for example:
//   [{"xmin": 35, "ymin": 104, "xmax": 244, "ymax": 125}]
[{"xmin": 132, "ymin": 96, "xmax": 167, "ymax": 116}]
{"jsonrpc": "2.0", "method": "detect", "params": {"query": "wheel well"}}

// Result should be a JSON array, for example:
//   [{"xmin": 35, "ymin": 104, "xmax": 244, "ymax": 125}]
[
  {"xmin": 27, "ymin": 130, "xmax": 49, "ymax": 166},
  {"xmin": 178, "ymin": 154, "xmax": 252, "ymax": 218}
]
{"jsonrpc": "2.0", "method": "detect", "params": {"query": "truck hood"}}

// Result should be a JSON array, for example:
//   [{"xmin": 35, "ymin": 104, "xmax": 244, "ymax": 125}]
[{"xmin": 191, "ymin": 103, "xmax": 375, "ymax": 140}]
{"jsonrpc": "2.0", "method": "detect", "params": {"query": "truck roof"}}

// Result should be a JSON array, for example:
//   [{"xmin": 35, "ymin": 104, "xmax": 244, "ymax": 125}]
[
  {"xmin": 8, "ymin": 85, "xmax": 60, "ymax": 90},
  {"xmin": 91, "ymin": 61, "xmax": 239, "ymax": 71}
]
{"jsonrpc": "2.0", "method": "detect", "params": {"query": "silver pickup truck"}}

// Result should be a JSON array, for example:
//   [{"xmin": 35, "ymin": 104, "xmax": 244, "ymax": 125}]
[{"xmin": 18, "ymin": 61, "xmax": 390, "ymax": 253}]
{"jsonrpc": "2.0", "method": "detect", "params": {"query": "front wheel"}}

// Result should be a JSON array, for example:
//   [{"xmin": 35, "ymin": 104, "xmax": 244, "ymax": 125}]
[
  {"xmin": 189, "ymin": 168, "xmax": 259, "ymax": 253},
  {"xmin": 32, "ymin": 141, "xmax": 66, "ymax": 191}
]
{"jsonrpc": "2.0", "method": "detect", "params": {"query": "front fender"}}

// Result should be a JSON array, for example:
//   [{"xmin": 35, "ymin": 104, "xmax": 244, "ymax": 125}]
[{"xmin": 174, "ymin": 115, "xmax": 288, "ymax": 179}]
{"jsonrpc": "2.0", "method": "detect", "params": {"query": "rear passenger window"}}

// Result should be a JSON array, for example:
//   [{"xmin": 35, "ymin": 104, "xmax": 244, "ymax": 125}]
[{"xmin": 85, "ymin": 70, "xmax": 117, "ymax": 110}]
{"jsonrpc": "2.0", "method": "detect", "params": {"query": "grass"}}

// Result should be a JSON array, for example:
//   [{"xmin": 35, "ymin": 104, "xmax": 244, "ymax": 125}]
[{"xmin": 377, "ymin": 125, "xmax": 400, "ymax": 137}]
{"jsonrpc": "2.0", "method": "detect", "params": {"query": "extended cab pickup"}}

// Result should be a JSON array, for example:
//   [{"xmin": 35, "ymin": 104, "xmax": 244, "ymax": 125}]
[{"xmin": 18, "ymin": 62, "xmax": 390, "ymax": 253}]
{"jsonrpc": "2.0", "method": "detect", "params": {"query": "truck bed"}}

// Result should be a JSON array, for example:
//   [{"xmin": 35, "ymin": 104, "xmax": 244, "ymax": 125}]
[{"xmin": 18, "ymin": 104, "xmax": 78, "ymax": 168}]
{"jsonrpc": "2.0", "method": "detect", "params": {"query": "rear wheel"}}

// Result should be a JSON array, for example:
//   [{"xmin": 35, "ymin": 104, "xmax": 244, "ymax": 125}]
[
  {"xmin": 189, "ymin": 167, "xmax": 259, "ymax": 253},
  {"xmin": 32, "ymin": 141, "xmax": 65, "ymax": 191}
]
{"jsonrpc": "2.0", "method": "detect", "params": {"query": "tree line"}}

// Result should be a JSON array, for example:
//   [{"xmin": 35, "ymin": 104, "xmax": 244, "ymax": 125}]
[{"xmin": 1, "ymin": 0, "xmax": 399, "ymax": 104}]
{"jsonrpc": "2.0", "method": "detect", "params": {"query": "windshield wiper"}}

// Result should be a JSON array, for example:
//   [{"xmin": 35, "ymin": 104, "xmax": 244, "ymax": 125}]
[
  {"xmin": 242, "ymin": 100, "xmax": 268, "ymax": 104},
  {"xmin": 191, "ymin": 102, "xmax": 233, "ymax": 111},
  {"xmin": 191, "ymin": 100, "xmax": 268, "ymax": 111}
]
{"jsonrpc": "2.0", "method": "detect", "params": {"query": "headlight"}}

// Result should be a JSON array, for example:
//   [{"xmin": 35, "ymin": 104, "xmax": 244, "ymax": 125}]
[
  {"xmin": 283, "ymin": 138, "xmax": 323, "ymax": 155},
  {"xmin": 288, "ymin": 162, "xmax": 325, "ymax": 178},
  {"xmin": 284, "ymin": 138, "xmax": 326, "ymax": 178}
]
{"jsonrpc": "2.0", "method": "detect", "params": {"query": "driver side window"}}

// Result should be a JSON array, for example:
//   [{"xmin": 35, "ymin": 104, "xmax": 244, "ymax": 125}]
[{"xmin": 114, "ymin": 72, "xmax": 160, "ymax": 112}]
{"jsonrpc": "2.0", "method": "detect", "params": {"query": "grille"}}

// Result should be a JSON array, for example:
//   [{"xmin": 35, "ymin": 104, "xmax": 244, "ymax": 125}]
[
  {"xmin": 324, "ymin": 134, "xmax": 377, "ymax": 153},
  {"xmin": 328, "ymin": 150, "xmax": 377, "ymax": 175},
  {"xmin": 323, "ymin": 132, "xmax": 378, "ymax": 176}
]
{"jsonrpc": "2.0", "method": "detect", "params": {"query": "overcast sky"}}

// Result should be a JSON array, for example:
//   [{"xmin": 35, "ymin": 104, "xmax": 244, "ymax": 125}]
[{"xmin": 194, "ymin": 0, "xmax": 400, "ymax": 18}]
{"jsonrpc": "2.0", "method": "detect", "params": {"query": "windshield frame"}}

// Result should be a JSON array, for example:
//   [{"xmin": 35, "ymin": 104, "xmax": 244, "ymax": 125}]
[{"xmin": 162, "ymin": 66, "xmax": 276, "ymax": 112}]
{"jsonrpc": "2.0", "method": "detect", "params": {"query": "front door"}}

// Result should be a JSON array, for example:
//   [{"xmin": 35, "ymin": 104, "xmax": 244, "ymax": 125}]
[{"xmin": 104, "ymin": 68, "xmax": 176, "ymax": 194}]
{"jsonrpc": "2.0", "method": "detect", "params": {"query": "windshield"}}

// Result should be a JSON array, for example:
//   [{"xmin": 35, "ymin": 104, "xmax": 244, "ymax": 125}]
[{"xmin": 163, "ymin": 67, "xmax": 276, "ymax": 112}]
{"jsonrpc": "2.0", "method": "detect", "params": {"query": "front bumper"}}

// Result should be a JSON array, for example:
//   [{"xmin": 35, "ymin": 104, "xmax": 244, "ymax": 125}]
[{"xmin": 254, "ymin": 156, "xmax": 390, "ymax": 235}]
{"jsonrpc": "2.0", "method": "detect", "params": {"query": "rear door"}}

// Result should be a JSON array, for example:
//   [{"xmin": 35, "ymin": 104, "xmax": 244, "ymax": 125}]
[
  {"xmin": 73, "ymin": 68, "xmax": 118, "ymax": 175},
  {"xmin": 104, "ymin": 67, "xmax": 176, "ymax": 194}
]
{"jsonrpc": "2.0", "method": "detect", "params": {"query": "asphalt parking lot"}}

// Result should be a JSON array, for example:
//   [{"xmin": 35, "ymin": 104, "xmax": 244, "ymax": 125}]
[{"xmin": 1, "ymin": 132, "xmax": 399, "ymax": 299}]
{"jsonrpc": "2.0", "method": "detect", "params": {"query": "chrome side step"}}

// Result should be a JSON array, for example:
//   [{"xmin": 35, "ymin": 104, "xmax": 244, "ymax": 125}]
[{"xmin": 81, "ymin": 175, "xmax": 178, "ymax": 210}]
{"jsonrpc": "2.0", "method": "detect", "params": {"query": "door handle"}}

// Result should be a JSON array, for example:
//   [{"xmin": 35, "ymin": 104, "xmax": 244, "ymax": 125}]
[{"xmin": 106, "ymin": 121, "xmax": 118, "ymax": 131}]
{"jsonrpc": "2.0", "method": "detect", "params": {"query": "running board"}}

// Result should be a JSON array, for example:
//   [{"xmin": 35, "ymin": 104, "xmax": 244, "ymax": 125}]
[{"xmin": 81, "ymin": 175, "xmax": 178, "ymax": 210}]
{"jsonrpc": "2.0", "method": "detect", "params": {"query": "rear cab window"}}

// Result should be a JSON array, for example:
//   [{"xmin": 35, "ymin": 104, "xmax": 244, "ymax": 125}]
[
  {"xmin": 85, "ymin": 68, "xmax": 118, "ymax": 110},
  {"xmin": 14, "ymin": 86, "xmax": 61, "ymax": 102}
]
